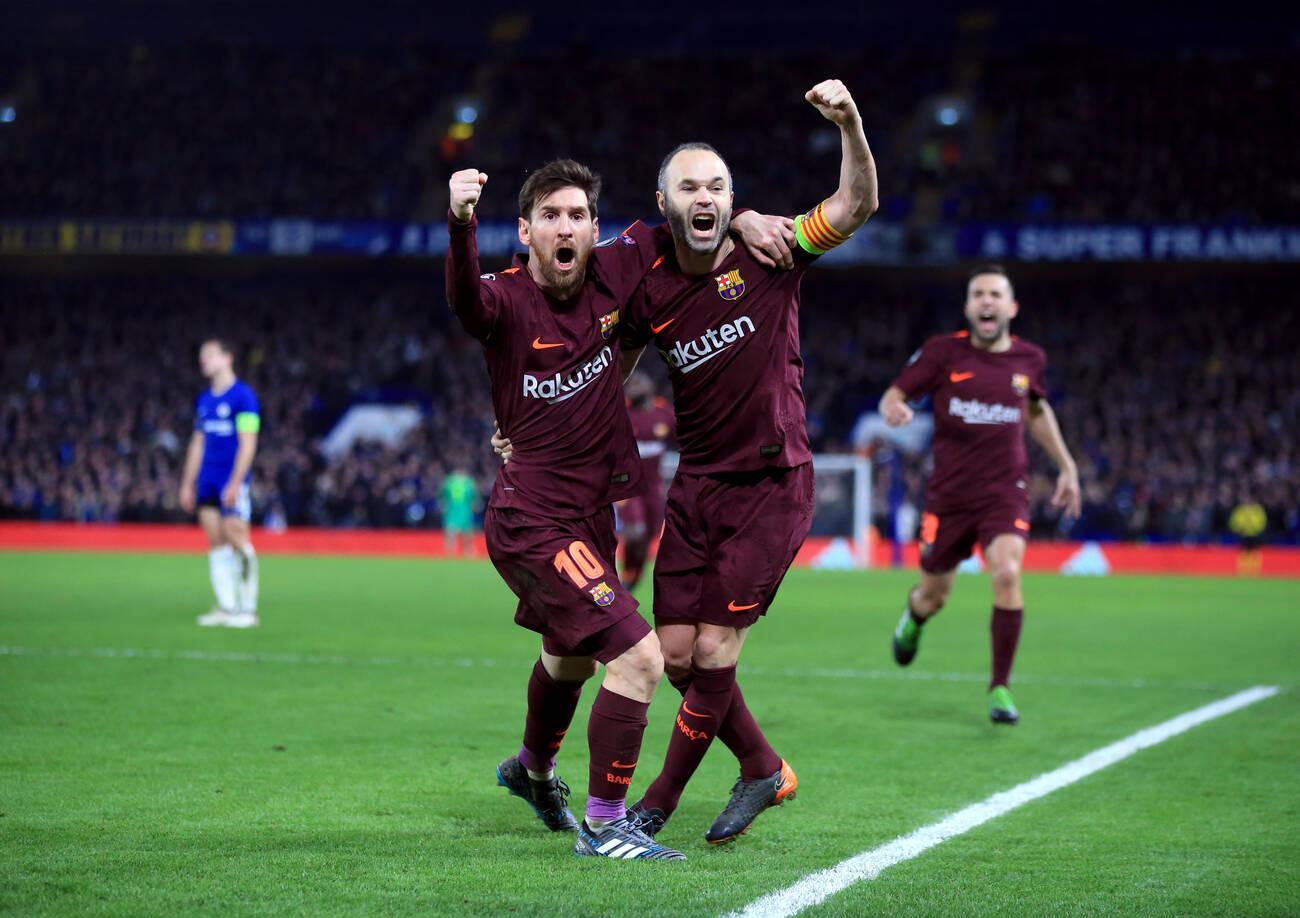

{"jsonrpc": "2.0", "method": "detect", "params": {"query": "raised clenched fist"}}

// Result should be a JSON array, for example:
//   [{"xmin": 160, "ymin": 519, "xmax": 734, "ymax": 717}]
[
  {"xmin": 449, "ymin": 169, "xmax": 488, "ymax": 222},
  {"xmin": 805, "ymin": 79, "xmax": 860, "ymax": 127}
]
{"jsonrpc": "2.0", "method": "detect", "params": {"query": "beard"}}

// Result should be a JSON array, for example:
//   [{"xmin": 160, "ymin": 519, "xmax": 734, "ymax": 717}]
[
  {"xmin": 535, "ymin": 244, "xmax": 589, "ymax": 299},
  {"xmin": 665, "ymin": 198, "xmax": 731, "ymax": 255},
  {"xmin": 972, "ymin": 317, "xmax": 1009, "ymax": 343}
]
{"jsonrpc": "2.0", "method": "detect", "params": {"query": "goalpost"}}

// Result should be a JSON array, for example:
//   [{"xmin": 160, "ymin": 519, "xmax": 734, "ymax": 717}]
[{"xmin": 657, "ymin": 452, "xmax": 873, "ymax": 569}]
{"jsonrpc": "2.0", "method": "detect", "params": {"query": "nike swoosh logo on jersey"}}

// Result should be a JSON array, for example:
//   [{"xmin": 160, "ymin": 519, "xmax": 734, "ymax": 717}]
[
  {"xmin": 681, "ymin": 702, "xmax": 712, "ymax": 718},
  {"xmin": 610, "ymin": 760, "xmax": 637, "ymax": 769},
  {"xmin": 727, "ymin": 600, "xmax": 760, "ymax": 612},
  {"xmin": 532, "ymin": 338, "xmax": 565, "ymax": 350},
  {"xmin": 651, "ymin": 318, "xmax": 675, "ymax": 334},
  {"xmin": 949, "ymin": 371, "xmax": 975, "ymax": 382}
]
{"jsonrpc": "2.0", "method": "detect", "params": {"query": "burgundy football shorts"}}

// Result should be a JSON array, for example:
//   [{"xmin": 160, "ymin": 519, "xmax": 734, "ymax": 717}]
[
  {"xmin": 653, "ymin": 463, "xmax": 814, "ymax": 629},
  {"xmin": 484, "ymin": 504, "xmax": 649, "ymax": 662},
  {"xmin": 918, "ymin": 495, "xmax": 1031, "ymax": 575}
]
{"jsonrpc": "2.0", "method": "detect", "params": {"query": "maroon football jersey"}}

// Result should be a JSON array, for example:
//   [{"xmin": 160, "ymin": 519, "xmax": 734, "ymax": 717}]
[
  {"xmin": 446, "ymin": 214, "xmax": 666, "ymax": 518},
  {"xmin": 628, "ymin": 396, "xmax": 676, "ymax": 487},
  {"xmin": 622, "ymin": 244, "xmax": 817, "ymax": 474},
  {"xmin": 892, "ymin": 331, "xmax": 1048, "ymax": 511}
]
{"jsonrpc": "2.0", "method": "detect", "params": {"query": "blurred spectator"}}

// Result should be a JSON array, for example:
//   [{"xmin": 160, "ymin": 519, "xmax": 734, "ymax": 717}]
[
  {"xmin": 1, "ymin": 267, "xmax": 1295, "ymax": 543},
  {"xmin": 0, "ymin": 42, "xmax": 1294, "ymax": 223},
  {"xmin": 0, "ymin": 271, "xmax": 496, "ymax": 529}
]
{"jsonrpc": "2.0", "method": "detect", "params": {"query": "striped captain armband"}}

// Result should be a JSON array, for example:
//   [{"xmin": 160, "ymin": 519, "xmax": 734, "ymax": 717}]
[
  {"xmin": 235, "ymin": 412, "xmax": 261, "ymax": 434},
  {"xmin": 793, "ymin": 200, "xmax": 853, "ymax": 255}
]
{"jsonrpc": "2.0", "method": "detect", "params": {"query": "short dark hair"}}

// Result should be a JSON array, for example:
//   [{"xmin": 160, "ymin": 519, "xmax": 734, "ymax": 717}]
[
  {"xmin": 201, "ymin": 337, "xmax": 233, "ymax": 356},
  {"xmin": 967, "ymin": 263, "xmax": 1014, "ymax": 296},
  {"xmin": 518, "ymin": 159, "xmax": 601, "ymax": 221},
  {"xmin": 657, "ymin": 142, "xmax": 731, "ymax": 197}
]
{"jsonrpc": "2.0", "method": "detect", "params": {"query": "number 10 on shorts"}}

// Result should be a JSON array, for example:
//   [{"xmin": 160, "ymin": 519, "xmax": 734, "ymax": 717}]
[{"xmin": 553, "ymin": 540, "xmax": 605, "ymax": 588}]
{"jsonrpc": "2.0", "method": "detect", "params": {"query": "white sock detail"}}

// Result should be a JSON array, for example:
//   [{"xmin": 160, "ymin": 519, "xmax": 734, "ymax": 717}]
[
  {"xmin": 233, "ymin": 544, "xmax": 258, "ymax": 614},
  {"xmin": 209, "ymin": 547, "xmax": 237, "ymax": 611}
]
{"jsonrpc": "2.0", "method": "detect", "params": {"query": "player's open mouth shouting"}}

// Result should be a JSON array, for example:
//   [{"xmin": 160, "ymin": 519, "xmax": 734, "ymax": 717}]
[
  {"xmin": 689, "ymin": 208, "xmax": 718, "ymax": 245},
  {"xmin": 975, "ymin": 307, "xmax": 999, "ymax": 338},
  {"xmin": 554, "ymin": 244, "xmax": 578, "ymax": 272}
]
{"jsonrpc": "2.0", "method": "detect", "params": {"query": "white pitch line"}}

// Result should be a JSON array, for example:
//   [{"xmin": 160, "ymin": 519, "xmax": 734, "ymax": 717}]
[
  {"xmin": 729, "ymin": 684, "xmax": 1281, "ymax": 918},
  {"xmin": 0, "ymin": 645, "xmax": 1258, "ymax": 694}
]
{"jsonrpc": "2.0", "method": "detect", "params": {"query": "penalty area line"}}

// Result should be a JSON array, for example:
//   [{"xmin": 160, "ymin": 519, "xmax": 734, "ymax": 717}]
[{"xmin": 729, "ymin": 684, "xmax": 1281, "ymax": 918}]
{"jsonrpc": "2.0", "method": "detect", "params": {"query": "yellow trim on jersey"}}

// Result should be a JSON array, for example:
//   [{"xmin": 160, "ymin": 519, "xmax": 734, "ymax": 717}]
[{"xmin": 793, "ymin": 200, "xmax": 853, "ymax": 255}]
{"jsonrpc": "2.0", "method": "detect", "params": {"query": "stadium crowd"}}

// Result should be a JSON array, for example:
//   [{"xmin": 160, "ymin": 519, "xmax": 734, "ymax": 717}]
[
  {"xmin": 1, "ymin": 268, "xmax": 1295, "ymax": 544},
  {"xmin": 0, "ymin": 272, "xmax": 494, "ymax": 530},
  {"xmin": 1, "ymin": 42, "xmax": 1295, "ymax": 223}
]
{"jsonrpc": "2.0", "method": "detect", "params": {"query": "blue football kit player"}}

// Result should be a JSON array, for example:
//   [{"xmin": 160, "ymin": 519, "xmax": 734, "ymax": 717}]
[{"xmin": 179, "ymin": 339, "xmax": 261, "ymax": 628}]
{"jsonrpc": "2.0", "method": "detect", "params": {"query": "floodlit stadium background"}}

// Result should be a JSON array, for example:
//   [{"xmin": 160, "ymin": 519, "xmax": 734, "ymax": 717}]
[
  {"xmin": 3, "ymin": 4, "xmax": 1299, "ymax": 916},
  {"xmin": 2, "ymin": 1, "xmax": 1296, "ymax": 563}
]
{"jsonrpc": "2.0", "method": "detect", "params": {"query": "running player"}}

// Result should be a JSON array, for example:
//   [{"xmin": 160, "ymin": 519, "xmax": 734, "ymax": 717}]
[
  {"xmin": 879, "ymin": 265, "xmax": 1081, "ymax": 724},
  {"xmin": 618, "ymin": 372, "xmax": 675, "ymax": 591},
  {"xmin": 447, "ymin": 160, "xmax": 786, "ymax": 860},
  {"xmin": 178, "ymin": 339, "xmax": 261, "ymax": 628},
  {"xmin": 619, "ymin": 79, "xmax": 879, "ymax": 844}
]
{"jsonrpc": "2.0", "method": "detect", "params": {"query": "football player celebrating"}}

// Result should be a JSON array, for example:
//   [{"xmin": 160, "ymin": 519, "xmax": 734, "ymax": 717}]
[
  {"xmin": 879, "ymin": 265, "xmax": 1081, "ymax": 724},
  {"xmin": 620, "ymin": 79, "xmax": 879, "ymax": 844},
  {"xmin": 448, "ymin": 160, "xmax": 794, "ymax": 860}
]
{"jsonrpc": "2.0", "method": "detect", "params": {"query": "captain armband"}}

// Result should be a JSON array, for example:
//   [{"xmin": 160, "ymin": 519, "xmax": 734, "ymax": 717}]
[
  {"xmin": 235, "ymin": 412, "xmax": 261, "ymax": 434},
  {"xmin": 793, "ymin": 200, "xmax": 853, "ymax": 255}
]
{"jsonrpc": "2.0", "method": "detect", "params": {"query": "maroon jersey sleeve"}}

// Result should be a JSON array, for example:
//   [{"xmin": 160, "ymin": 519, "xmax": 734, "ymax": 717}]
[
  {"xmin": 620, "ymin": 283, "xmax": 654, "ymax": 352},
  {"xmin": 1030, "ymin": 346, "xmax": 1048, "ymax": 400},
  {"xmin": 445, "ymin": 212, "xmax": 504, "ymax": 342},
  {"xmin": 892, "ymin": 337, "xmax": 948, "ymax": 399},
  {"xmin": 590, "ymin": 220, "xmax": 667, "ymax": 301}
]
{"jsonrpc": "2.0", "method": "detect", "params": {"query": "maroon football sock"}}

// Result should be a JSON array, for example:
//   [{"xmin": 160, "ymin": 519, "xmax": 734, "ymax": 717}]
[
  {"xmin": 668, "ymin": 670, "xmax": 779, "ymax": 780},
  {"xmin": 586, "ymin": 686, "xmax": 650, "ymax": 813},
  {"xmin": 641, "ymin": 663, "xmax": 736, "ymax": 816},
  {"xmin": 722, "ymin": 684, "xmax": 782, "ymax": 780},
  {"xmin": 990, "ymin": 606, "xmax": 1024, "ymax": 689},
  {"xmin": 518, "ymin": 658, "xmax": 584, "ymax": 773}
]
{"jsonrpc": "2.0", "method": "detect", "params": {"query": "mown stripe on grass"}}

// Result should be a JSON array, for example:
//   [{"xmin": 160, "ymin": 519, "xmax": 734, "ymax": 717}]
[{"xmin": 0, "ymin": 644, "xmax": 1259, "ymax": 693}]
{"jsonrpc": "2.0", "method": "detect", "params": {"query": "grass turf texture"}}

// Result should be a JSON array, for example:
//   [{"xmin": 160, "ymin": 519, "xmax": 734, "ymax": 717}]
[{"xmin": 1, "ymin": 551, "xmax": 1297, "ymax": 917}]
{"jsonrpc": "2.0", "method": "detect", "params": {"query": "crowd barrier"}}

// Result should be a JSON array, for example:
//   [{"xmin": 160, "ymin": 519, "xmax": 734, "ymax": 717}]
[{"xmin": 1, "ymin": 522, "xmax": 1297, "ymax": 578}]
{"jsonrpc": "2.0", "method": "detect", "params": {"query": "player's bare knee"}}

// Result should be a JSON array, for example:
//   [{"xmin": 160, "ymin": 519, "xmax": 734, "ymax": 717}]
[
  {"xmin": 224, "ymin": 523, "xmax": 250, "ymax": 551},
  {"xmin": 991, "ymin": 561, "xmax": 1021, "ymax": 597},
  {"xmin": 912, "ymin": 583, "xmax": 948, "ymax": 616},
  {"xmin": 654, "ymin": 623, "xmax": 696, "ymax": 676},
  {"xmin": 691, "ymin": 629, "xmax": 741, "ymax": 669},
  {"xmin": 660, "ymin": 643, "xmax": 693, "ymax": 680},
  {"xmin": 608, "ymin": 632, "xmax": 664, "ymax": 695}
]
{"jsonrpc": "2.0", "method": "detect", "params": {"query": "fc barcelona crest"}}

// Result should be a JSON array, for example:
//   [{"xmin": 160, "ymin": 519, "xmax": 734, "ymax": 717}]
[
  {"xmin": 715, "ymin": 268, "xmax": 746, "ymax": 301},
  {"xmin": 599, "ymin": 310, "xmax": 620, "ymax": 339},
  {"xmin": 1011, "ymin": 373, "xmax": 1029, "ymax": 396},
  {"xmin": 589, "ymin": 581, "xmax": 615, "ymax": 607}
]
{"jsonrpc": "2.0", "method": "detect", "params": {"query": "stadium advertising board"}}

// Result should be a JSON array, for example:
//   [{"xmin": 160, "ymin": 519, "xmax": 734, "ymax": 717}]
[
  {"xmin": 959, "ymin": 223, "xmax": 1300, "ymax": 262},
  {"xmin": 5, "ymin": 219, "xmax": 1300, "ymax": 263},
  {"xmin": 0, "ymin": 220, "xmax": 235, "ymax": 254}
]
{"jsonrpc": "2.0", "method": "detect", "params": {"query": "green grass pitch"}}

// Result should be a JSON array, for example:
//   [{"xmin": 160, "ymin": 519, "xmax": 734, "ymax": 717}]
[{"xmin": 2, "ymin": 550, "xmax": 1298, "ymax": 916}]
